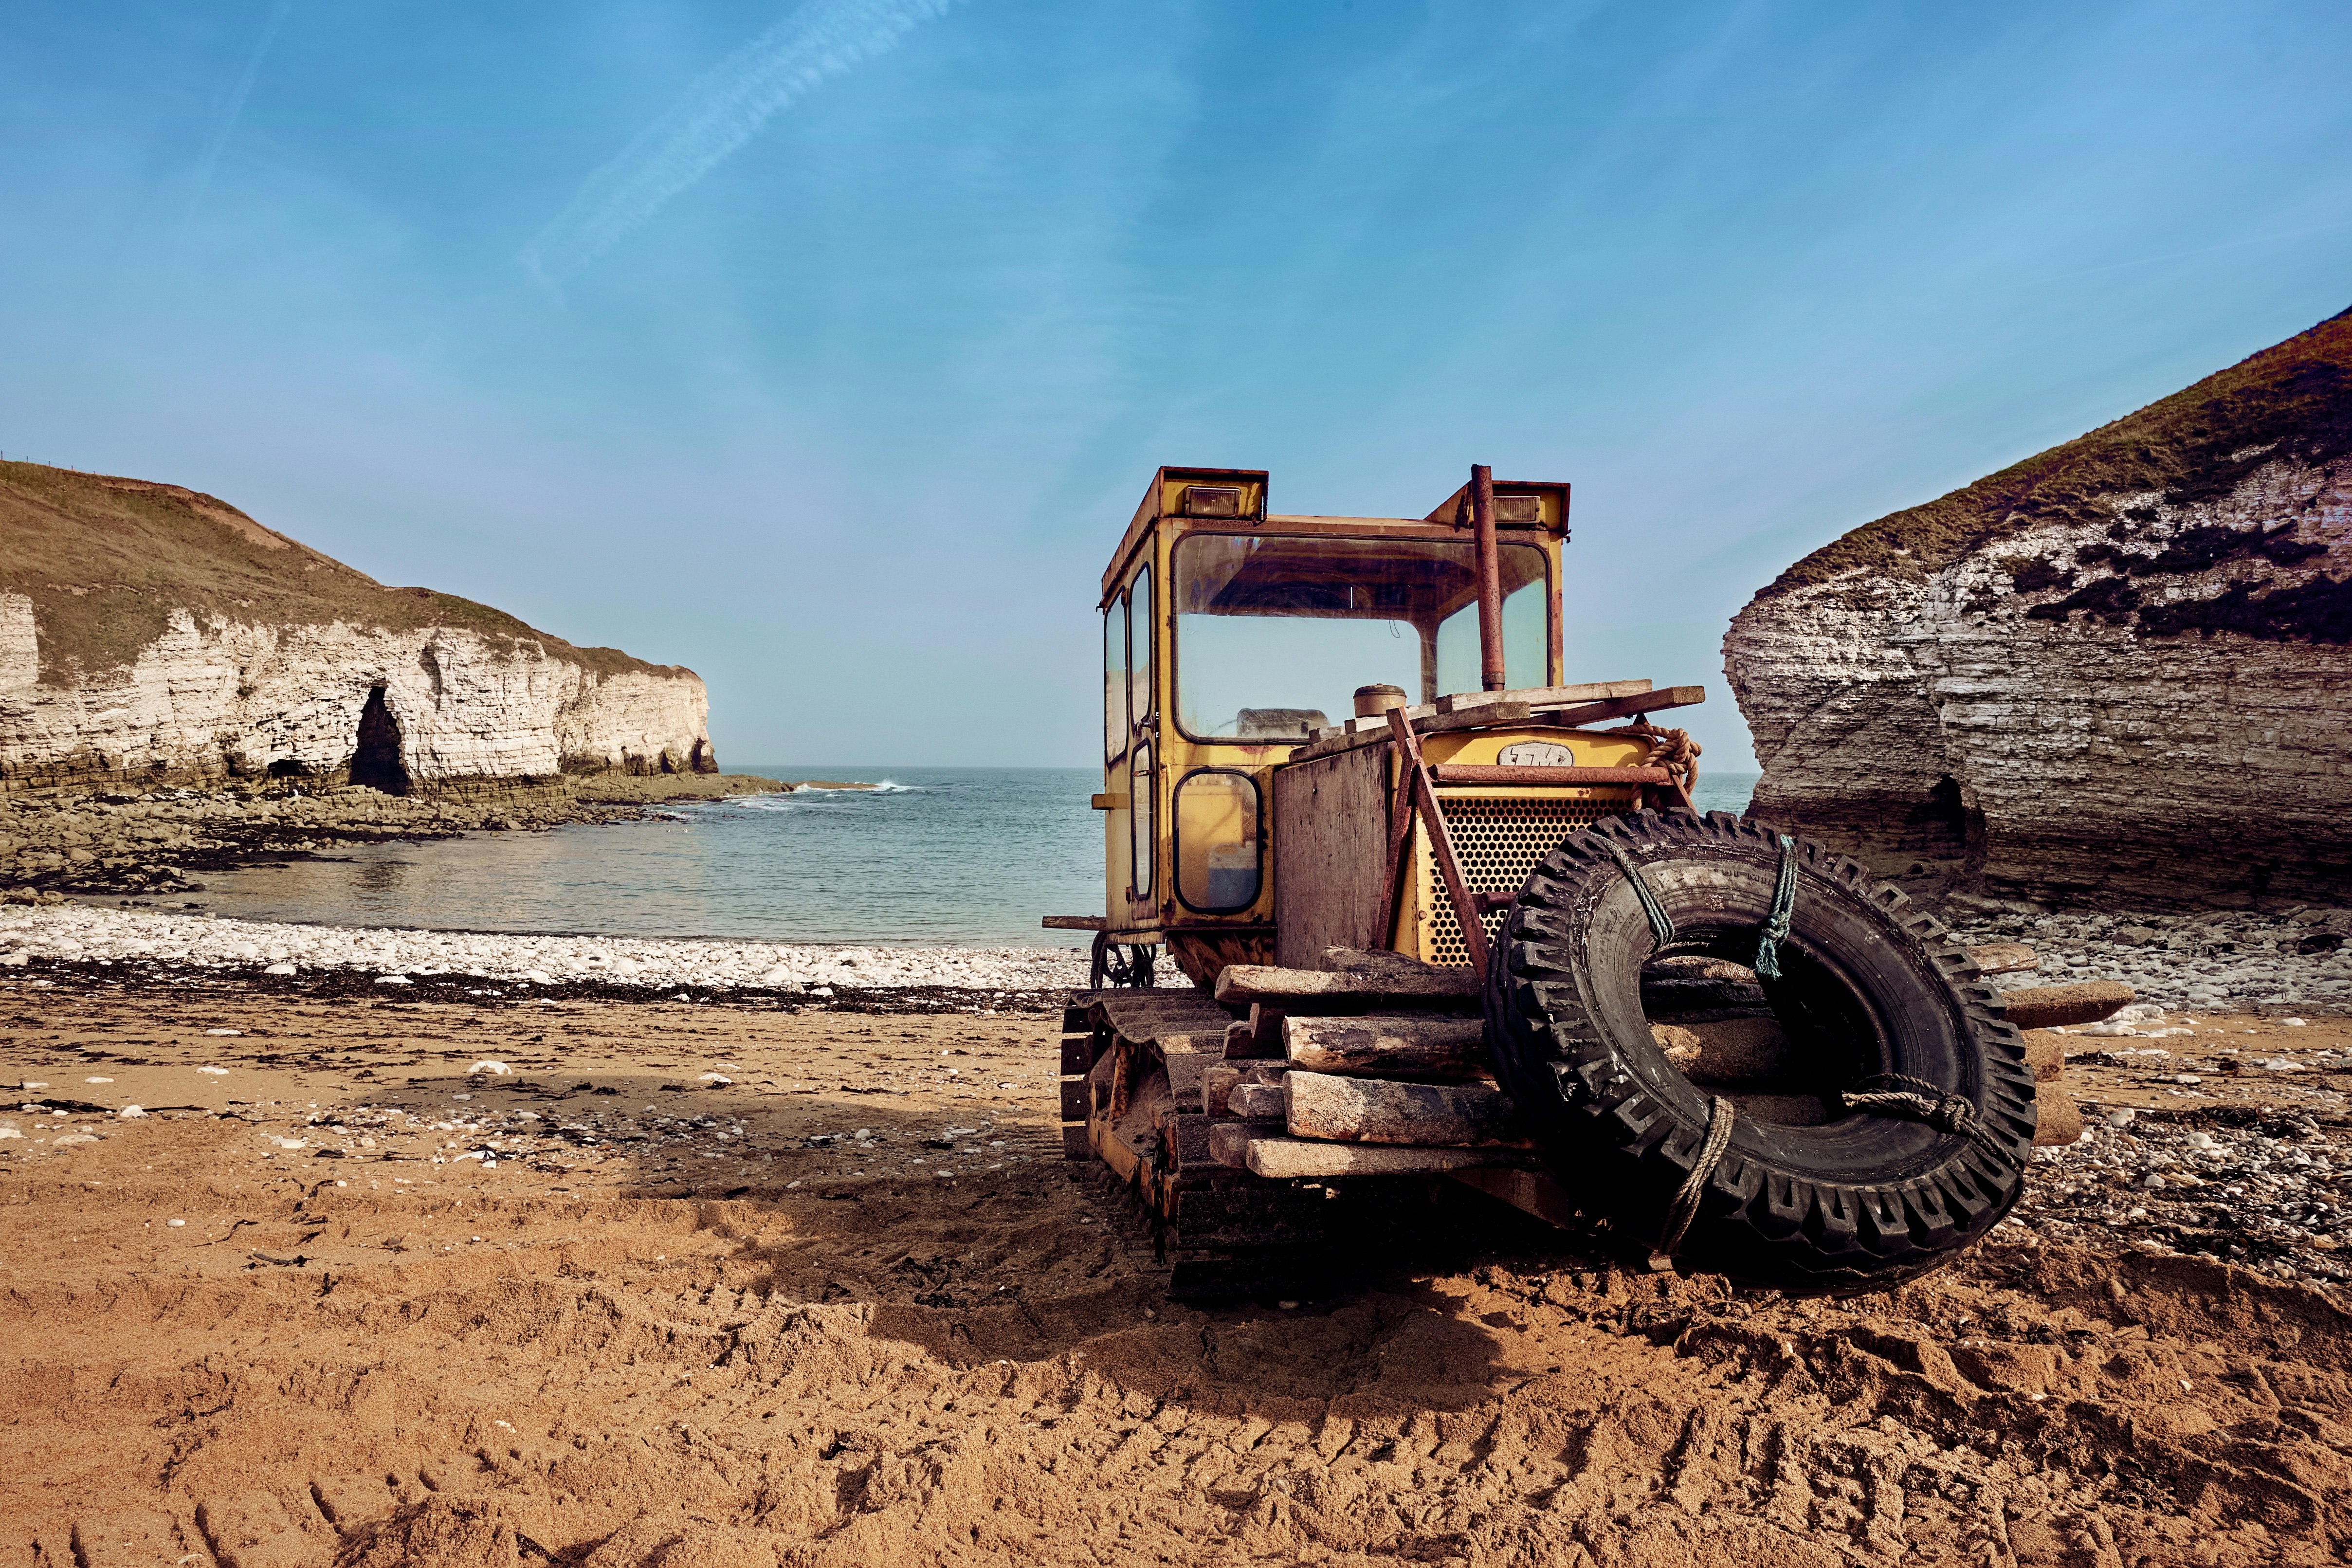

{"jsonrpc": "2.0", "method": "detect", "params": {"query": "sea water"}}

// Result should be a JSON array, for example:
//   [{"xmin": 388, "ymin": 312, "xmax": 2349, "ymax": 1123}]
[{"xmin": 190, "ymin": 766, "xmax": 1763, "ymax": 949}]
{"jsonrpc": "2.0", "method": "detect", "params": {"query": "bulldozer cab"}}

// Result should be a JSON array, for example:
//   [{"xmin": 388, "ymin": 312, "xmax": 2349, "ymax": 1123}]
[{"xmin": 1078, "ymin": 465, "xmax": 1701, "ymax": 989}]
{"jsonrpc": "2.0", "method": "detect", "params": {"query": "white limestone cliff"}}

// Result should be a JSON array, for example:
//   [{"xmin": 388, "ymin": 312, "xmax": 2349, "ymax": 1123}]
[
  {"xmin": 0, "ymin": 466, "xmax": 715, "ymax": 793},
  {"xmin": 1723, "ymin": 309, "xmax": 2352, "ymax": 910}
]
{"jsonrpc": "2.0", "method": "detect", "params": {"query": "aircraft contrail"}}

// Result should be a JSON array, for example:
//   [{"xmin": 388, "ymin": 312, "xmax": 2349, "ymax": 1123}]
[
  {"xmin": 181, "ymin": 0, "xmax": 295, "ymax": 245},
  {"xmin": 520, "ymin": 0, "xmax": 962, "ymax": 284}
]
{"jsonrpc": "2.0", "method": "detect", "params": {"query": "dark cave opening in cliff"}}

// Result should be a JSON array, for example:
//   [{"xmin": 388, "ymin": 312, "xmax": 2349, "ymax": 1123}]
[
  {"xmin": 349, "ymin": 685, "xmax": 410, "ymax": 796},
  {"xmin": 1899, "ymin": 775, "xmax": 1981, "ymax": 865}
]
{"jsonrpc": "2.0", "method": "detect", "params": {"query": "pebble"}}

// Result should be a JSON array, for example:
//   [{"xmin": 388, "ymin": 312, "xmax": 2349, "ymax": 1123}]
[
  {"xmin": 2022, "ymin": 1112, "xmax": 2352, "ymax": 1287},
  {"xmin": 0, "ymin": 907, "xmax": 1089, "ymax": 994},
  {"xmin": 1953, "ymin": 906, "xmax": 2350, "ymax": 1013}
]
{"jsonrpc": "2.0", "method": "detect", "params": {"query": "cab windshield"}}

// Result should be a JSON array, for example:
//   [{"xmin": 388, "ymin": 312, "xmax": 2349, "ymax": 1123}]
[{"xmin": 1171, "ymin": 532, "xmax": 1548, "ymax": 743}]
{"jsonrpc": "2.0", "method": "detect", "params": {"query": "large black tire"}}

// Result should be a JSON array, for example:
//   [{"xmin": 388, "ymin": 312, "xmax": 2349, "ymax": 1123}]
[{"xmin": 1484, "ymin": 809, "xmax": 2035, "ymax": 1293}]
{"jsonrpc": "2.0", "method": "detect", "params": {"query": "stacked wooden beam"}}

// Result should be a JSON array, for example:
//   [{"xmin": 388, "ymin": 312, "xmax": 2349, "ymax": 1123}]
[{"xmin": 1203, "ymin": 948, "xmax": 1535, "ymax": 1181}]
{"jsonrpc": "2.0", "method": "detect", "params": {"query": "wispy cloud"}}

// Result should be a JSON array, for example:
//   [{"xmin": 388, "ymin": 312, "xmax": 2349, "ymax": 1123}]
[
  {"xmin": 180, "ymin": 0, "xmax": 295, "ymax": 246},
  {"xmin": 520, "ymin": 0, "xmax": 962, "ymax": 285}
]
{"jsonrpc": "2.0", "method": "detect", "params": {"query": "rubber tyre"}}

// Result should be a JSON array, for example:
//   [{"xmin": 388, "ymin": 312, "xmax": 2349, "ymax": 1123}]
[{"xmin": 1484, "ymin": 809, "xmax": 2036, "ymax": 1293}]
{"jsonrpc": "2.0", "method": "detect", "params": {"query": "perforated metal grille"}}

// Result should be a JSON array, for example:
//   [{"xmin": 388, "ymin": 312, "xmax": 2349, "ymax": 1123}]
[{"xmin": 1421, "ymin": 792, "xmax": 1638, "ymax": 967}]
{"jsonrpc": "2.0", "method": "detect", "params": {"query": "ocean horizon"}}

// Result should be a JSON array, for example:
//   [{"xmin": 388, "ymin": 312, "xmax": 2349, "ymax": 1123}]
[{"xmin": 182, "ymin": 765, "xmax": 1765, "ymax": 949}]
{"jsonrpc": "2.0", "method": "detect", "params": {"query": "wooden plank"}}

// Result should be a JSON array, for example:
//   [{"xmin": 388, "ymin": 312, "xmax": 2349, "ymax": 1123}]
[
  {"xmin": 1533, "ymin": 686, "xmax": 1705, "ymax": 727},
  {"xmin": 1041, "ymin": 914, "xmax": 1107, "ymax": 930},
  {"xmin": 1284, "ymin": 1070, "xmax": 1524, "ymax": 1146},
  {"xmin": 1242, "ymin": 1138, "xmax": 1499, "ymax": 1179},
  {"xmin": 2023, "ymin": 1029, "xmax": 2066, "ymax": 1083},
  {"xmin": 1273, "ymin": 741, "xmax": 1391, "ymax": 967},
  {"xmin": 1221, "ymin": 1004, "xmax": 1288, "ymax": 1059},
  {"xmin": 1214, "ymin": 964, "xmax": 1481, "ymax": 1008},
  {"xmin": 1287, "ymin": 701, "xmax": 1535, "ymax": 764},
  {"xmin": 1204, "ymin": 1063, "xmax": 1244, "ymax": 1116},
  {"xmin": 1999, "ymin": 981, "xmax": 2135, "ymax": 1030},
  {"xmin": 1284, "ymin": 1014, "xmax": 1489, "ymax": 1076},
  {"xmin": 1304, "ymin": 701, "xmax": 1432, "ymax": 743},
  {"xmin": 1208, "ymin": 1118, "xmax": 1288, "ymax": 1168},
  {"xmin": 1648, "ymin": 1017, "xmax": 1792, "ymax": 1088},
  {"xmin": 1962, "ymin": 942, "xmax": 2039, "ymax": 976},
  {"xmin": 1370, "ymin": 722, "xmax": 1422, "ymax": 962},
  {"xmin": 1232, "ymin": 1082, "xmax": 1286, "ymax": 1118},
  {"xmin": 1322, "ymin": 945, "xmax": 1458, "ymax": 978},
  {"xmin": 1433, "ymin": 680, "xmax": 1651, "ymax": 715},
  {"xmin": 2034, "ymin": 1085, "xmax": 2084, "ymax": 1147}
]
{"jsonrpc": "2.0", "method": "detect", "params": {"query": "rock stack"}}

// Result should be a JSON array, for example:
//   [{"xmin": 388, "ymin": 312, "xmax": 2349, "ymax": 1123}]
[{"xmin": 1723, "ymin": 306, "xmax": 2352, "ymax": 910}]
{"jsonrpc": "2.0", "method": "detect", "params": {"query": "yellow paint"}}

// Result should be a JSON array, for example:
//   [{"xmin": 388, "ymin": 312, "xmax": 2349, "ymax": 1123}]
[{"xmin": 1098, "ymin": 475, "xmax": 1608, "ymax": 945}]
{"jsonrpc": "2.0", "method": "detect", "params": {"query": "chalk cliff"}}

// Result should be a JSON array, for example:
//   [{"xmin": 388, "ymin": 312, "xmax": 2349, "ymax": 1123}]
[
  {"xmin": 1723, "ymin": 307, "xmax": 2352, "ymax": 910},
  {"xmin": 0, "ymin": 461, "xmax": 715, "ymax": 793}
]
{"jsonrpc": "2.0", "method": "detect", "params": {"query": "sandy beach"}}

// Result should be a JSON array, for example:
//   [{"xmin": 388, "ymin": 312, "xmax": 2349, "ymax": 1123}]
[{"xmin": 6, "ymin": 953, "xmax": 2352, "ymax": 1567}]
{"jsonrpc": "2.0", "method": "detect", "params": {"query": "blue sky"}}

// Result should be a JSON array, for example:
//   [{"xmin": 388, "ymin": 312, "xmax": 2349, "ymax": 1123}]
[{"xmin": 4, "ymin": 0, "xmax": 2347, "ymax": 771}]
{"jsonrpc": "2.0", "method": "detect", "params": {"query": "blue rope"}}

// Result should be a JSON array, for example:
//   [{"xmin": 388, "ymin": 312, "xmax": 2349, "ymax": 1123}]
[
  {"xmin": 1754, "ymin": 835, "xmax": 1799, "ymax": 980},
  {"xmin": 1603, "ymin": 839, "xmax": 1675, "ymax": 949}
]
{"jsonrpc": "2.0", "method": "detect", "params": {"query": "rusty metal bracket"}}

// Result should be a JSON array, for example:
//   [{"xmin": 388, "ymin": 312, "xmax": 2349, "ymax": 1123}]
[{"xmin": 1373, "ymin": 707, "xmax": 1492, "ymax": 983}]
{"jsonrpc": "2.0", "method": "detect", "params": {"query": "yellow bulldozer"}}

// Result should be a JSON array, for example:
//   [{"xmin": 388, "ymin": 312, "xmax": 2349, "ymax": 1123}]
[{"xmin": 1047, "ymin": 465, "xmax": 2043, "ymax": 1299}]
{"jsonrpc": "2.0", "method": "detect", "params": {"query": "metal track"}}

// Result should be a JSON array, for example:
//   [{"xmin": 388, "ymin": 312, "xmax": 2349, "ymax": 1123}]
[{"xmin": 1056, "ymin": 987, "xmax": 1455, "ymax": 1300}]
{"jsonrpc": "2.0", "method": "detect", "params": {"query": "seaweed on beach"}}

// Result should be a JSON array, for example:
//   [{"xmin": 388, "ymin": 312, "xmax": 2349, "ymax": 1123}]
[{"xmin": 9, "ymin": 955, "xmax": 1071, "ymax": 1015}]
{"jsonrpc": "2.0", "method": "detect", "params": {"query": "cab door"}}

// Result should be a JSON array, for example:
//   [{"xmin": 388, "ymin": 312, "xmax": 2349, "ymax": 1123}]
[{"xmin": 1124, "ymin": 559, "xmax": 1157, "ymax": 924}]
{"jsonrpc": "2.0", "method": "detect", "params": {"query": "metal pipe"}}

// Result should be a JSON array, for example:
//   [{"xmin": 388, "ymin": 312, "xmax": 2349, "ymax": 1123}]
[{"xmin": 1470, "ymin": 463, "xmax": 1505, "ymax": 691}]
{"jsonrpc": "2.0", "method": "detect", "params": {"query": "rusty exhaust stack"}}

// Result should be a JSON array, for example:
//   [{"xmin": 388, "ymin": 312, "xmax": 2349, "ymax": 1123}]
[{"xmin": 1470, "ymin": 463, "xmax": 1505, "ymax": 691}]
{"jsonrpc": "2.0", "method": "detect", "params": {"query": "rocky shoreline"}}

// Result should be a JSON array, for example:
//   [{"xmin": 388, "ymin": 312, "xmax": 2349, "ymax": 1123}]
[
  {"xmin": 1952, "ymin": 904, "xmax": 2352, "ymax": 1013},
  {"xmin": 0, "ymin": 903, "xmax": 1088, "ymax": 999},
  {"xmin": 0, "ymin": 773, "xmax": 812, "ymax": 903}
]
